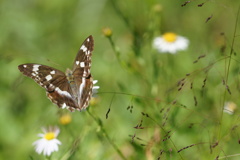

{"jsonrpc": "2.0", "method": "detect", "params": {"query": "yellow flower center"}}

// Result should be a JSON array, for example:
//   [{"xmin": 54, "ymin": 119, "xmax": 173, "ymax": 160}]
[
  {"xmin": 163, "ymin": 32, "xmax": 177, "ymax": 42},
  {"xmin": 44, "ymin": 132, "xmax": 55, "ymax": 140},
  {"xmin": 59, "ymin": 114, "xmax": 72, "ymax": 125},
  {"xmin": 227, "ymin": 102, "xmax": 237, "ymax": 111}
]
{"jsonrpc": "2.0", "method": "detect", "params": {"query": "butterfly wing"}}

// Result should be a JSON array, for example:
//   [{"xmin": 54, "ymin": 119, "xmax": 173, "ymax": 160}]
[
  {"xmin": 18, "ymin": 64, "xmax": 78, "ymax": 111},
  {"xmin": 72, "ymin": 35, "xmax": 94, "ymax": 110},
  {"xmin": 72, "ymin": 35, "xmax": 94, "ymax": 77},
  {"xmin": 18, "ymin": 35, "xmax": 95, "ymax": 111}
]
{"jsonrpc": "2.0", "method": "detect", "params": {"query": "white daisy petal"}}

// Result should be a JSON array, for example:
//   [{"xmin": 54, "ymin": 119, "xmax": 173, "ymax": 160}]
[
  {"xmin": 37, "ymin": 133, "xmax": 44, "ymax": 138},
  {"xmin": 153, "ymin": 32, "xmax": 189, "ymax": 54},
  {"xmin": 92, "ymin": 80, "xmax": 99, "ymax": 97},
  {"xmin": 93, "ymin": 86, "xmax": 100, "ymax": 90},
  {"xmin": 93, "ymin": 80, "xmax": 98, "ymax": 84},
  {"xmin": 223, "ymin": 102, "xmax": 237, "ymax": 115},
  {"xmin": 33, "ymin": 126, "xmax": 61, "ymax": 156}
]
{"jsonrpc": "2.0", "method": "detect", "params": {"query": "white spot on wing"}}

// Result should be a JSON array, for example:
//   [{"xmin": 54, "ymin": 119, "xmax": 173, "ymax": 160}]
[
  {"xmin": 80, "ymin": 62, "xmax": 85, "ymax": 67},
  {"xmin": 33, "ymin": 65, "xmax": 40, "ymax": 72},
  {"xmin": 55, "ymin": 87, "xmax": 72, "ymax": 98},
  {"xmin": 76, "ymin": 61, "xmax": 80, "ymax": 65},
  {"xmin": 50, "ymin": 70, "xmax": 55, "ymax": 74},
  {"xmin": 80, "ymin": 45, "xmax": 87, "ymax": 52},
  {"xmin": 49, "ymin": 84, "xmax": 54, "ymax": 88},
  {"xmin": 45, "ymin": 75, "xmax": 52, "ymax": 81},
  {"xmin": 87, "ymin": 38, "xmax": 90, "ymax": 42},
  {"xmin": 23, "ymin": 65, "xmax": 27, "ymax": 68},
  {"xmin": 83, "ymin": 70, "xmax": 87, "ymax": 77},
  {"xmin": 78, "ymin": 78, "xmax": 86, "ymax": 106},
  {"xmin": 62, "ymin": 103, "xmax": 67, "ymax": 109}
]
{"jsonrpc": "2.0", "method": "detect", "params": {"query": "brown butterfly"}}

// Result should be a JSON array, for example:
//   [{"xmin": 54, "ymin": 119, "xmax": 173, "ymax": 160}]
[{"xmin": 18, "ymin": 35, "xmax": 95, "ymax": 112}]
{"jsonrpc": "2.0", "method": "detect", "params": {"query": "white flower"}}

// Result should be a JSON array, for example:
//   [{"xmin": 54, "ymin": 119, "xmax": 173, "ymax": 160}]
[
  {"xmin": 153, "ymin": 32, "xmax": 189, "ymax": 54},
  {"xmin": 92, "ymin": 80, "xmax": 100, "ymax": 97},
  {"xmin": 33, "ymin": 126, "xmax": 61, "ymax": 156},
  {"xmin": 223, "ymin": 102, "xmax": 237, "ymax": 115}
]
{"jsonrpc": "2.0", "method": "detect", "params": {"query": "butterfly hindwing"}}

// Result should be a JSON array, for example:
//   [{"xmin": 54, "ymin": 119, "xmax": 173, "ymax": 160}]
[{"xmin": 76, "ymin": 76, "xmax": 93, "ymax": 110}]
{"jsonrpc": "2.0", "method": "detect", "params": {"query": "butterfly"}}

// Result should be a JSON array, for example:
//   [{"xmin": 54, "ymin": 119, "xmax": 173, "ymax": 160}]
[{"xmin": 18, "ymin": 35, "xmax": 95, "ymax": 112}]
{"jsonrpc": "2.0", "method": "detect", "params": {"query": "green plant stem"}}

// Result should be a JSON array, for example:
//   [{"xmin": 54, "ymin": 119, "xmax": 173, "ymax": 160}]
[
  {"xmin": 87, "ymin": 109, "xmax": 127, "ymax": 160},
  {"xmin": 147, "ymin": 115, "xmax": 184, "ymax": 160},
  {"xmin": 110, "ymin": 0, "xmax": 131, "ymax": 31},
  {"xmin": 108, "ymin": 36, "xmax": 124, "ymax": 66},
  {"xmin": 110, "ymin": 0, "xmax": 143, "ymax": 57},
  {"xmin": 218, "ymin": 6, "xmax": 240, "ymax": 140}
]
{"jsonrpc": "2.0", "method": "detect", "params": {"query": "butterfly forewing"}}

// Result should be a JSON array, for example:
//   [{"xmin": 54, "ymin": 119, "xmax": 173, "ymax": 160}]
[
  {"xmin": 72, "ymin": 35, "xmax": 94, "ymax": 77},
  {"xmin": 72, "ymin": 35, "xmax": 94, "ymax": 110},
  {"xmin": 18, "ymin": 64, "xmax": 66, "ymax": 91},
  {"xmin": 18, "ymin": 64, "xmax": 78, "ymax": 109},
  {"xmin": 18, "ymin": 35, "xmax": 95, "ymax": 112}
]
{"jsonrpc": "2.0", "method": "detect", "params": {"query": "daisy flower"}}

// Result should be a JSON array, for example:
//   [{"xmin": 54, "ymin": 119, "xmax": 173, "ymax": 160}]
[
  {"xmin": 90, "ymin": 80, "xmax": 100, "ymax": 106},
  {"xmin": 33, "ymin": 126, "xmax": 61, "ymax": 156},
  {"xmin": 153, "ymin": 32, "xmax": 189, "ymax": 54},
  {"xmin": 223, "ymin": 102, "xmax": 237, "ymax": 115},
  {"xmin": 92, "ymin": 80, "xmax": 100, "ymax": 97}
]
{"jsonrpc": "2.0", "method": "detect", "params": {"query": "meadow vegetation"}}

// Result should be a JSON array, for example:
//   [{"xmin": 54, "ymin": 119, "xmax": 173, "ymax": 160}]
[{"xmin": 0, "ymin": 0, "xmax": 240, "ymax": 159}]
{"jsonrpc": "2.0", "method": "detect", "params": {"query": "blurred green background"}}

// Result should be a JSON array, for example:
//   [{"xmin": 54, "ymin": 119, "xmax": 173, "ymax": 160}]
[{"xmin": 1, "ymin": 0, "xmax": 240, "ymax": 159}]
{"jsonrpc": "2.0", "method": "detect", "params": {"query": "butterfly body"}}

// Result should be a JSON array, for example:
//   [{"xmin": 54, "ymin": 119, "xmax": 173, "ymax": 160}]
[{"xmin": 18, "ymin": 35, "xmax": 94, "ymax": 112}]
